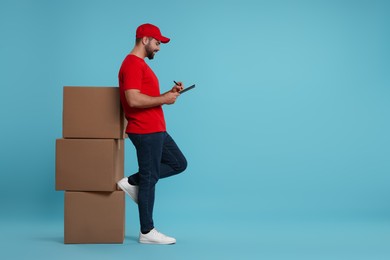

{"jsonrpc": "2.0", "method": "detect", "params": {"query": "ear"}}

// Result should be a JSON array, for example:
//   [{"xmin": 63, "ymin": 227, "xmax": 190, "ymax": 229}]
[{"xmin": 141, "ymin": 37, "xmax": 149, "ymax": 45}]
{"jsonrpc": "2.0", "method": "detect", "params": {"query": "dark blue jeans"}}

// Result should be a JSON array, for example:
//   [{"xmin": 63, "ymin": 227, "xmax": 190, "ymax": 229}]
[{"xmin": 127, "ymin": 132, "xmax": 187, "ymax": 233}]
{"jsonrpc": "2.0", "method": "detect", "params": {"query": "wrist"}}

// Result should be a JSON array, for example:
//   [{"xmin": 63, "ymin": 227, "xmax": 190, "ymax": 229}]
[{"xmin": 158, "ymin": 94, "xmax": 167, "ymax": 105}]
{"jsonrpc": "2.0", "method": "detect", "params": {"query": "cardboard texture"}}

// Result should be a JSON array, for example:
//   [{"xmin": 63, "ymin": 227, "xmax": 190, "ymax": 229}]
[
  {"xmin": 64, "ymin": 191, "xmax": 125, "ymax": 244},
  {"xmin": 56, "ymin": 138, "xmax": 124, "ymax": 191},
  {"xmin": 63, "ymin": 86, "xmax": 126, "ymax": 139}
]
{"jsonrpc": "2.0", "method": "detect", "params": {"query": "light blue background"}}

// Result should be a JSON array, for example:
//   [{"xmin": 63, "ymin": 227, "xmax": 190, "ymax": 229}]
[{"xmin": 1, "ymin": 0, "xmax": 389, "ymax": 259}]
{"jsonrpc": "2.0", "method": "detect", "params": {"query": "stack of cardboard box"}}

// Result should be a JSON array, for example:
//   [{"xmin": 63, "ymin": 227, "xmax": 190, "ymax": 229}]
[{"xmin": 55, "ymin": 86, "xmax": 126, "ymax": 244}]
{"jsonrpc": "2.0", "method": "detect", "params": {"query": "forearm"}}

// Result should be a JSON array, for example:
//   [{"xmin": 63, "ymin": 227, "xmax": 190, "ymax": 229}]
[{"xmin": 125, "ymin": 90, "xmax": 165, "ymax": 108}]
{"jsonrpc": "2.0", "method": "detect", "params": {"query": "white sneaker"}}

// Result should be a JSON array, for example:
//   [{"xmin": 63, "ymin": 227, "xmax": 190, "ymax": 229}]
[
  {"xmin": 139, "ymin": 228, "xmax": 176, "ymax": 245},
  {"xmin": 117, "ymin": 177, "xmax": 138, "ymax": 204}
]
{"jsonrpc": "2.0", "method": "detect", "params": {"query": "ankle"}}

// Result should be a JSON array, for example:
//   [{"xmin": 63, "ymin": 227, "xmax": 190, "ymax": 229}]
[
  {"xmin": 127, "ymin": 177, "xmax": 137, "ymax": 186},
  {"xmin": 141, "ymin": 228, "xmax": 153, "ymax": 235}
]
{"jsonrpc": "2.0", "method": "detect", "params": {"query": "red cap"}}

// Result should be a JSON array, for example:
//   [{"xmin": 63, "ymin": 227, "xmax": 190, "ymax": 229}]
[{"xmin": 136, "ymin": 23, "xmax": 170, "ymax": 43}]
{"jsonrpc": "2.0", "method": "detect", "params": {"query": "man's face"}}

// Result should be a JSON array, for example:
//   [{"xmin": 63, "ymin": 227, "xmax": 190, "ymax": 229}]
[{"xmin": 145, "ymin": 38, "xmax": 161, "ymax": 60}]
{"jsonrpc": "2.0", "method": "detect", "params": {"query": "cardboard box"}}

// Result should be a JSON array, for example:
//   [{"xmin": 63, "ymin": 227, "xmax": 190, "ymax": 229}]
[
  {"xmin": 63, "ymin": 86, "xmax": 126, "ymax": 139},
  {"xmin": 64, "ymin": 191, "xmax": 125, "ymax": 244},
  {"xmin": 56, "ymin": 138, "xmax": 124, "ymax": 191}
]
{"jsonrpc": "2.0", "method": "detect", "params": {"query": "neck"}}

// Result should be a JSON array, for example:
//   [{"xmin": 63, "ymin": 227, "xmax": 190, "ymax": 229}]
[{"xmin": 130, "ymin": 45, "xmax": 146, "ymax": 59}]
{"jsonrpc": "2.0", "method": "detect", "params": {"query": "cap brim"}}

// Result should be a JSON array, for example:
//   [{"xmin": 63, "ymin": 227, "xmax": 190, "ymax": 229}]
[{"xmin": 159, "ymin": 36, "xmax": 170, "ymax": 43}]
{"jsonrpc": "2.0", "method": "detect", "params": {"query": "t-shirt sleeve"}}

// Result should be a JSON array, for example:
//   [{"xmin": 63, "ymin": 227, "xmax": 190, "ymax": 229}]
[{"xmin": 120, "ymin": 60, "xmax": 143, "ymax": 91}]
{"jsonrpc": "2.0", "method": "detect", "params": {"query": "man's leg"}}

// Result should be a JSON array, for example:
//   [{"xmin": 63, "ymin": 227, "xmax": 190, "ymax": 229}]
[
  {"xmin": 159, "ymin": 132, "xmax": 187, "ymax": 179},
  {"xmin": 128, "ymin": 132, "xmax": 164, "ymax": 234},
  {"xmin": 118, "ymin": 132, "xmax": 181, "ymax": 244},
  {"xmin": 127, "ymin": 132, "xmax": 187, "ymax": 184}
]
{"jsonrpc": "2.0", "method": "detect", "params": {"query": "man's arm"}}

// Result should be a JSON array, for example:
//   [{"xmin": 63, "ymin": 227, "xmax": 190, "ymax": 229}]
[{"xmin": 125, "ymin": 88, "xmax": 181, "ymax": 109}]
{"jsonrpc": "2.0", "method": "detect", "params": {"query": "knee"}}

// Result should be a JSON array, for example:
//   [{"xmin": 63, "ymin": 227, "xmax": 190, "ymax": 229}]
[{"xmin": 176, "ymin": 157, "xmax": 188, "ymax": 174}]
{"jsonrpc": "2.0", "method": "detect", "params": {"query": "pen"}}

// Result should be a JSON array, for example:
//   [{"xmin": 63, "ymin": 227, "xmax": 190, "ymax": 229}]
[{"xmin": 173, "ymin": 81, "xmax": 182, "ymax": 86}]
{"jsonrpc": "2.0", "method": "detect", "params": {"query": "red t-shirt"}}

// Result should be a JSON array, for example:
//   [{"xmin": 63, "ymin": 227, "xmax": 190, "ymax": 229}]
[{"xmin": 118, "ymin": 54, "xmax": 166, "ymax": 134}]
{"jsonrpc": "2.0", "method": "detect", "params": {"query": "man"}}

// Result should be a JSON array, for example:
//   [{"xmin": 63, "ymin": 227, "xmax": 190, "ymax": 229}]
[{"xmin": 117, "ymin": 23, "xmax": 187, "ymax": 245}]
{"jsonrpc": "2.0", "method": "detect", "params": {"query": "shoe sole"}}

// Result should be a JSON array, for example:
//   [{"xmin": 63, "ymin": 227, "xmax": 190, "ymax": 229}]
[
  {"xmin": 117, "ymin": 181, "xmax": 138, "ymax": 204},
  {"xmin": 139, "ymin": 240, "xmax": 176, "ymax": 245}
]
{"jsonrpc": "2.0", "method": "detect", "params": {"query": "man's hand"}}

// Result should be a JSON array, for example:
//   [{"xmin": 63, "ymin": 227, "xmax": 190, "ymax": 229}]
[
  {"xmin": 172, "ymin": 82, "xmax": 184, "ymax": 93},
  {"xmin": 162, "ymin": 91, "xmax": 180, "ymax": 105},
  {"xmin": 162, "ymin": 81, "xmax": 184, "ymax": 104}
]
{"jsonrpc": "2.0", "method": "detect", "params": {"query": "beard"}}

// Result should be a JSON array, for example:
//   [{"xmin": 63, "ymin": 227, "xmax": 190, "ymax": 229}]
[{"xmin": 145, "ymin": 43, "xmax": 157, "ymax": 60}]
